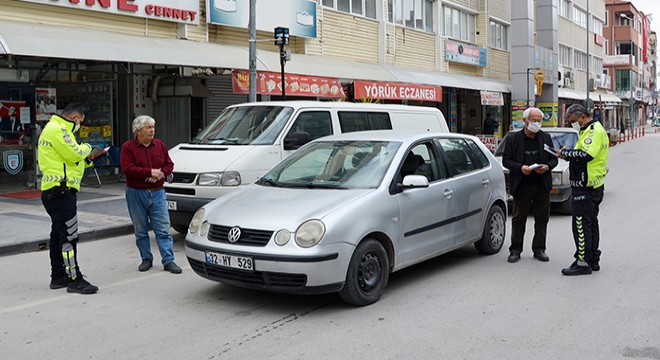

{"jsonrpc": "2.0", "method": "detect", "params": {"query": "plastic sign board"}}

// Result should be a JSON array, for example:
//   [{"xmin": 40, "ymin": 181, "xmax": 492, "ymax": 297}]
[
  {"xmin": 208, "ymin": 0, "xmax": 317, "ymax": 38},
  {"xmin": 354, "ymin": 81, "xmax": 442, "ymax": 102}
]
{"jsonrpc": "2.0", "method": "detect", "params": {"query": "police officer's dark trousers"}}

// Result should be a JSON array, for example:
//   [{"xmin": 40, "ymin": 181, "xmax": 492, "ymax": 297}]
[
  {"xmin": 41, "ymin": 187, "xmax": 82, "ymax": 280},
  {"xmin": 571, "ymin": 186, "xmax": 604, "ymax": 264}
]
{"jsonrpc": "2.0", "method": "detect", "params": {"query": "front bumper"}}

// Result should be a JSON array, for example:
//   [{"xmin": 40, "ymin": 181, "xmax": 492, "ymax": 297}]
[
  {"xmin": 185, "ymin": 239, "xmax": 352, "ymax": 295},
  {"xmin": 165, "ymin": 194, "xmax": 214, "ymax": 227}
]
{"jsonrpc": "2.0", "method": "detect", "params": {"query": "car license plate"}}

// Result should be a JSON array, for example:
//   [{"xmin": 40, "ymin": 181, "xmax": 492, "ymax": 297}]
[
  {"xmin": 166, "ymin": 200, "xmax": 177, "ymax": 210},
  {"xmin": 205, "ymin": 251, "xmax": 254, "ymax": 271}
]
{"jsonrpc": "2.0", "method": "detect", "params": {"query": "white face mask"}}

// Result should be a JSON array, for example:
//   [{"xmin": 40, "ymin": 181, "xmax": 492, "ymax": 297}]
[
  {"xmin": 571, "ymin": 122, "xmax": 581, "ymax": 131},
  {"xmin": 73, "ymin": 123, "xmax": 81, "ymax": 133},
  {"xmin": 527, "ymin": 121, "xmax": 542, "ymax": 133}
]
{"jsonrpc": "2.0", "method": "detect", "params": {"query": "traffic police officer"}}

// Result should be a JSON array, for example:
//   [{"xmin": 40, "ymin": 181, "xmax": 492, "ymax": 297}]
[
  {"xmin": 39, "ymin": 103, "xmax": 99, "ymax": 294},
  {"xmin": 558, "ymin": 103, "xmax": 609, "ymax": 275}
]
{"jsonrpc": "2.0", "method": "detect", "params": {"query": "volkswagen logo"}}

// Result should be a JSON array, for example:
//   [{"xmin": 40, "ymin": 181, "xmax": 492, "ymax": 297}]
[{"xmin": 227, "ymin": 227, "xmax": 242, "ymax": 243}]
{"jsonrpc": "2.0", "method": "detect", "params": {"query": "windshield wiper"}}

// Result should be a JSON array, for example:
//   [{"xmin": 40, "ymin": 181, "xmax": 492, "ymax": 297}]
[
  {"xmin": 256, "ymin": 177, "xmax": 283, "ymax": 187},
  {"xmin": 305, "ymin": 183, "xmax": 349, "ymax": 189}
]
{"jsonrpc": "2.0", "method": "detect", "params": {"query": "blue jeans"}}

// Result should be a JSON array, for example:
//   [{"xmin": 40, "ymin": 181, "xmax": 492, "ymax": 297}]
[{"xmin": 125, "ymin": 187, "xmax": 175, "ymax": 265}]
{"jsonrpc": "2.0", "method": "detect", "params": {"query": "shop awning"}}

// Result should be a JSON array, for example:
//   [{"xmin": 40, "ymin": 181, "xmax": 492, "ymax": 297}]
[
  {"xmin": 256, "ymin": 51, "xmax": 398, "ymax": 82},
  {"xmin": 383, "ymin": 65, "xmax": 511, "ymax": 93},
  {"xmin": 558, "ymin": 89, "xmax": 586, "ymax": 100},
  {"xmin": 588, "ymin": 92, "xmax": 622, "ymax": 103},
  {"xmin": 0, "ymin": 20, "xmax": 256, "ymax": 70}
]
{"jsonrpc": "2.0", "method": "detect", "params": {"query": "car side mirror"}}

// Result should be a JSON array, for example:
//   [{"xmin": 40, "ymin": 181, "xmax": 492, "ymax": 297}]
[{"xmin": 284, "ymin": 132, "xmax": 312, "ymax": 150}]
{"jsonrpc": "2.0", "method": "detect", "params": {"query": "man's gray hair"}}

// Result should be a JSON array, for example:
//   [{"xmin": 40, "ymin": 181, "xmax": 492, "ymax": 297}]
[
  {"xmin": 565, "ymin": 103, "xmax": 590, "ymax": 120},
  {"xmin": 522, "ymin": 107, "xmax": 543, "ymax": 120},
  {"xmin": 132, "ymin": 115, "xmax": 155, "ymax": 134}
]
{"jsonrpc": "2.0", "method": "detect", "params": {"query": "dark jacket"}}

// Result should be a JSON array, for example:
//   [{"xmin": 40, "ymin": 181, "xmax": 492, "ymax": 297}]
[{"xmin": 502, "ymin": 129, "xmax": 558, "ymax": 196}]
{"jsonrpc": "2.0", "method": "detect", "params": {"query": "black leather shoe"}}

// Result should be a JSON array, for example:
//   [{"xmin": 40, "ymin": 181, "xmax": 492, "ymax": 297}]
[
  {"xmin": 590, "ymin": 261, "xmax": 600, "ymax": 271},
  {"xmin": 533, "ymin": 250, "xmax": 550, "ymax": 262},
  {"xmin": 67, "ymin": 276, "xmax": 99, "ymax": 294},
  {"xmin": 138, "ymin": 260, "xmax": 153, "ymax": 272},
  {"xmin": 507, "ymin": 251, "xmax": 521, "ymax": 263},
  {"xmin": 50, "ymin": 276, "xmax": 70, "ymax": 290},
  {"xmin": 561, "ymin": 262, "xmax": 592, "ymax": 276},
  {"xmin": 164, "ymin": 262, "xmax": 182, "ymax": 274}
]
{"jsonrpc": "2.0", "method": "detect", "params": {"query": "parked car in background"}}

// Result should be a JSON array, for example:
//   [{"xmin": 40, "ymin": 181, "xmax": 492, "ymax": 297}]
[
  {"xmin": 495, "ymin": 127, "xmax": 578, "ymax": 214},
  {"xmin": 185, "ymin": 131, "xmax": 507, "ymax": 306}
]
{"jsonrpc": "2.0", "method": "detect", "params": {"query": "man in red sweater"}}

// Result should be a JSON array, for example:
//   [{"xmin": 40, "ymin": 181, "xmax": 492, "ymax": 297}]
[{"xmin": 120, "ymin": 115, "xmax": 182, "ymax": 274}]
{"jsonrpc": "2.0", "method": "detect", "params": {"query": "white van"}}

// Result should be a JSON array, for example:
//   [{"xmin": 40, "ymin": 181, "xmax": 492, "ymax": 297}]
[{"xmin": 165, "ymin": 101, "xmax": 449, "ymax": 233}]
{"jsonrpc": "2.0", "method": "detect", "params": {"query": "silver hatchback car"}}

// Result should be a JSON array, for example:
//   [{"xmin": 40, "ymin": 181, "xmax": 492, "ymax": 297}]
[{"xmin": 185, "ymin": 131, "xmax": 507, "ymax": 306}]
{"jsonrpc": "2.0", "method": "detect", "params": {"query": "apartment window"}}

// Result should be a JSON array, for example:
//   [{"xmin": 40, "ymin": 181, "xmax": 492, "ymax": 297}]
[
  {"xmin": 592, "ymin": 19, "xmax": 603, "ymax": 36},
  {"xmin": 604, "ymin": 10, "xmax": 608, "ymax": 26},
  {"xmin": 591, "ymin": 56, "xmax": 603, "ymax": 75},
  {"xmin": 616, "ymin": 70, "xmax": 631, "ymax": 91},
  {"xmin": 559, "ymin": 0, "xmax": 570, "ymax": 19},
  {"xmin": 323, "ymin": 0, "xmax": 377, "ymax": 19},
  {"xmin": 490, "ymin": 21, "xmax": 508, "ymax": 50},
  {"xmin": 574, "ymin": 50, "xmax": 587, "ymax": 71},
  {"xmin": 444, "ymin": 6, "xmax": 476, "ymax": 43},
  {"xmin": 559, "ymin": 45, "xmax": 572, "ymax": 66},
  {"xmin": 574, "ymin": 6, "xmax": 587, "ymax": 28},
  {"xmin": 388, "ymin": 0, "xmax": 433, "ymax": 32}
]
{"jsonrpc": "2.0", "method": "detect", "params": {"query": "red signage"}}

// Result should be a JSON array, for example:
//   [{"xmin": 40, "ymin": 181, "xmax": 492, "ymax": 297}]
[
  {"xmin": 232, "ymin": 70, "xmax": 345, "ymax": 98},
  {"xmin": 353, "ymin": 81, "xmax": 442, "ymax": 102},
  {"xmin": 594, "ymin": 34, "xmax": 604, "ymax": 46}
]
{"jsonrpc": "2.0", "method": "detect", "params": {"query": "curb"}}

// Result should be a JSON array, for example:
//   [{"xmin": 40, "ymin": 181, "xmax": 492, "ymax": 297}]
[{"xmin": 0, "ymin": 223, "xmax": 135, "ymax": 257}]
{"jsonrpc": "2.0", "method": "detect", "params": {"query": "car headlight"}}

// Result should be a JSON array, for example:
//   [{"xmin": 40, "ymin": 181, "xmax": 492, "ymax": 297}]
[
  {"xmin": 198, "ymin": 172, "xmax": 222, "ymax": 186},
  {"xmin": 189, "ymin": 208, "xmax": 205, "ymax": 234},
  {"xmin": 221, "ymin": 171, "xmax": 241, "ymax": 186},
  {"xmin": 551, "ymin": 172, "xmax": 562, "ymax": 186},
  {"xmin": 274, "ymin": 229, "xmax": 291, "ymax": 246},
  {"xmin": 295, "ymin": 220, "xmax": 325, "ymax": 248}
]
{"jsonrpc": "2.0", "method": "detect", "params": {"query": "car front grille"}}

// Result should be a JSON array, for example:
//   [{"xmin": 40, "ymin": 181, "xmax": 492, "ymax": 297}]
[
  {"xmin": 171, "ymin": 172, "xmax": 197, "ymax": 184},
  {"xmin": 208, "ymin": 225, "xmax": 273, "ymax": 246},
  {"xmin": 188, "ymin": 258, "xmax": 307, "ymax": 288}
]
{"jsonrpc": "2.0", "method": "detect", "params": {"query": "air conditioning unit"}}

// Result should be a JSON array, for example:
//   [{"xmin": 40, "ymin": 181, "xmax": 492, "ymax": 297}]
[
  {"xmin": 563, "ymin": 77, "xmax": 572, "ymax": 87},
  {"xmin": 590, "ymin": 78, "xmax": 598, "ymax": 91},
  {"xmin": 558, "ymin": 68, "xmax": 565, "ymax": 87}
]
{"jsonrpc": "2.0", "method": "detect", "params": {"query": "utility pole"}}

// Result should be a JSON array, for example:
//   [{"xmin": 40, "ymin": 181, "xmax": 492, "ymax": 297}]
[{"xmin": 248, "ymin": 0, "xmax": 257, "ymax": 102}]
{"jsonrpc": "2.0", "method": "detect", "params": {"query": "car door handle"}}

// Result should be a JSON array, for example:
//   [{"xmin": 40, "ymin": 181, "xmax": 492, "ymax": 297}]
[
  {"xmin": 443, "ymin": 189, "xmax": 453, "ymax": 198},
  {"xmin": 481, "ymin": 179, "xmax": 490, "ymax": 187}
]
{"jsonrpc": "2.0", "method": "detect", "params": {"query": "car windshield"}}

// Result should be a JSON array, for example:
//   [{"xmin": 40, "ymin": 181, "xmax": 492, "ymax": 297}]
[
  {"xmin": 547, "ymin": 131, "xmax": 578, "ymax": 150},
  {"xmin": 191, "ymin": 106, "xmax": 294, "ymax": 145},
  {"xmin": 257, "ymin": 140, "xmax": 401, "ymax": 189},
  {"xmin": 494, "ymin": 130, "xmax": 578, "ymax": 156}
]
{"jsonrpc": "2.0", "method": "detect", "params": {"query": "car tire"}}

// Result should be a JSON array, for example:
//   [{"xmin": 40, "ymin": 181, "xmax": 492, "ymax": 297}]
[
  {"xmin": 339, "ymin": 238, "xmax": 389, "ymax": 306},
  {"xmin": 172, "ymin": 224, "xmax": 189, "ymax": 234},
  {"xmin": 474, "ymin": 205, "xmax": 506, "ymax": 254}
]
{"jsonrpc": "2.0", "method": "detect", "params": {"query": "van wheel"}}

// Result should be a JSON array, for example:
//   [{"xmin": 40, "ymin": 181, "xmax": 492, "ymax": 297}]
[
  {"xmin": 339, "ymin": 238, "xmax": 389, "ymax": 306},
  {"xmin": 474, "ymin": 205, "xmax": 506, "ymax": 254},
  {"xmin": 172, "ymin": 224, "xmax": 189, "ymax": 234}
]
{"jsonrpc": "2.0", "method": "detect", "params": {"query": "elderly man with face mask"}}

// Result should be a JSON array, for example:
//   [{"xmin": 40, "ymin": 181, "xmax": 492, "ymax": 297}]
[{"xmin": 502, "ymin": 107, "xmax": 558, "ymax": 263}]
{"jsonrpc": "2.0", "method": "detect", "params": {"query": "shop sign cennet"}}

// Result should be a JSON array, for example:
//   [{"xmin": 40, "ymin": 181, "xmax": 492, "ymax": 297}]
[
  {"xmin": 354, "ymin": 81, "xmax": 442, "ymax": 102},
  {"xmin": 232, "ymin": 70, "xmax": 345, "ymax": 98},
  {"xmin": 18, "ymin": 0, "xmax": 199, "ymax": 25}
]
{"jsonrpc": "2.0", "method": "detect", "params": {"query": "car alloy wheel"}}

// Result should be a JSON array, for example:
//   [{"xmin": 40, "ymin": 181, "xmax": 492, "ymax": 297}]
[{"xmin": 474, "ymin": 205, "xmax": 506, "ymax": 254}]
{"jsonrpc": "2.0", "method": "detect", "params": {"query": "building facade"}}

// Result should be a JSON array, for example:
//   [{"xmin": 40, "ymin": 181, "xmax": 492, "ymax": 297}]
[{"xmin": 0, "ymin": 0, "xmax": 513, "ymax": 189}]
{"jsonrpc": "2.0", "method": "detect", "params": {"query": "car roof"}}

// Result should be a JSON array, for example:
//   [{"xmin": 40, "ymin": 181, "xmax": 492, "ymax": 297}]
[
  {"xmin": 312, "ymin": 130, "xmax": 475, "ymax": 143},
  {"xmin": 227, "ymin": 100, "xmax": 442, "ymax": 113}
]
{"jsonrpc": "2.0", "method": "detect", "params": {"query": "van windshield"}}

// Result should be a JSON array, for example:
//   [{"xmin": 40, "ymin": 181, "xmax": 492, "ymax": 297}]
[{"xmin": 191, "ymin": 106, "xmax": 294, "ymax": 145}]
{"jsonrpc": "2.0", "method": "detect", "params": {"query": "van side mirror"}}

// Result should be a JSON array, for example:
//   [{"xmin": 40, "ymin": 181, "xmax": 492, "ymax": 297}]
[{"xmin": 284, "ymin": 132, "xmax": 312, "ymax": 150}]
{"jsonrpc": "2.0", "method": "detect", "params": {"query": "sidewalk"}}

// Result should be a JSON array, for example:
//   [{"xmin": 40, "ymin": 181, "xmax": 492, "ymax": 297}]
[{"xmin": 0, "ymin": 180, "xmax": 134, "ymax": 256}]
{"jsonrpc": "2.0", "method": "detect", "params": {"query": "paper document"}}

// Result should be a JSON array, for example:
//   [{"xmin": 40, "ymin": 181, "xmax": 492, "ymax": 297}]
[
  {"xmin": 543, "ymin": 144, "xmax": 559, "ymax": 156},
  {"xmin": 88, "ymin": 146, "xmax": 110, "ymax": 160},
  {"xmin": 529, "ymin": 163, "xmax": 542, "ymax": 170}
]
